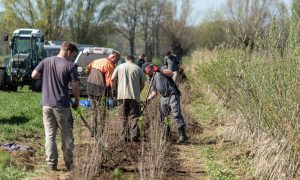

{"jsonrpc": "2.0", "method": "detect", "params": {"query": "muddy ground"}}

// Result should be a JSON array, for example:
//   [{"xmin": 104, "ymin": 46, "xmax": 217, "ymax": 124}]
[
  {"xmin": 10, "ymin": 84, "xmax": 209, "ymax": 180},
  {"xmin": 34, "ymin": 100, "xmax": 208, "ymax": 180}
]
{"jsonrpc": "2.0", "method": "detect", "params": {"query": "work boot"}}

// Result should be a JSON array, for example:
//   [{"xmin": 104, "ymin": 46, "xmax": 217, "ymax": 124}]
[
  {"xmin": 164, "ymin": 126, "xmax": 172, "ymax": 142},
  {"xmin": 65, "ymin": 161, "xmax": 74, "ymax": 171},
  {"xmin": 132, "ymin": 136, "xmax": 140, "ymax": 142},
  {"xmin": 177, "ymin": 126, "xmax": 188, "ymax": 143},
  {"xmin": 48, "ymin": 162, "xmax": 58, "ymax": 171}
]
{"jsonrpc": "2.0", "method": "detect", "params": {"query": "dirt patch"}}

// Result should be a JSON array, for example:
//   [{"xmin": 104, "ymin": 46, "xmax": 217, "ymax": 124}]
[
  {"xmin": 33, "ymin": 107, "xmax": 207, "ymax": 180},
  {"xmin": 21, "ymin": 82, "xmax": 208, "ymax": 179},
  {"xmin": 10, "ymin": 149, "xmax": 38, "ymax": 170}
]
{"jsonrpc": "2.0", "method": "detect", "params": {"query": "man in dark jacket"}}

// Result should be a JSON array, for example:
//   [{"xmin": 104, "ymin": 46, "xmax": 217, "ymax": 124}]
[
  {"xmin": 137, "ymin": 53, "xmax": 146, "ymax": 67},
  {"xmin": 142, "ymin": 62, "xmax": 188, "ymax": 143}
]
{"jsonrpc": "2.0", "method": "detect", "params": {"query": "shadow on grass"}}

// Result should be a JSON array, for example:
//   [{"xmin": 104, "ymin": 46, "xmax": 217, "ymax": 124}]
[{"xmin": 0, "ymin": 115, "xmax": 29, "ymax": 125}]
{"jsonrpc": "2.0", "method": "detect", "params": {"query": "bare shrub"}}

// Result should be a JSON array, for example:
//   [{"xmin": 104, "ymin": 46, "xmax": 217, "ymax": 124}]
[
  {"xmin": 138, "ymin": 98, "xmax": 168, "ymax": 180},
  {"xmin": 191, "ymin": 18, "xmax": 300, "ymax": 178},
  {"xmin": 225, "ymin": 114, "xmax": 300, "ymax": 179},
  {"xmin": 71, "ymin": 93, "xmax": 170, "ymax": 180},
  {"xmin": 73, "ymin": 105, "xmax": 121, "ymax": 179}
]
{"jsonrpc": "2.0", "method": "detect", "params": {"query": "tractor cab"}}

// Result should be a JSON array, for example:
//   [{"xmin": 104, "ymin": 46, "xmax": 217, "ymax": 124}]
[{"xmin": 0, "ymin": 28, "xmax": 46, "ymax": 91}]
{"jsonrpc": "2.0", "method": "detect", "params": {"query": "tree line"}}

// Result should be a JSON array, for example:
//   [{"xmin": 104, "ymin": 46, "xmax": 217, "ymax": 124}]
[
  {"xmin": 195, "ymin": 0, "xmax": 300, "ymax": 52},
  {"xmin": 0, "ymin": 0, "xmax": 194, "ymax": 61},
  {"xmin": 0, "ymin": 0, "xmax": 299, "ymax": 60}
]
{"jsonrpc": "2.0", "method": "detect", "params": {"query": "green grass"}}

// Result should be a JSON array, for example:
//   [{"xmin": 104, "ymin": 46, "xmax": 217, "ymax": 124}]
[
  {"xmin": 0, "ymin": 87, "xmax": 43, "ymax": 142},
  {"xmin": 0, "ymin": 166, "xmax": 26, "ymax": 180},
  {"xmin": 188, "ymin": 91, "xmax": 252, "ymax": 180},
  {"xmin": 0, "ymin": 87, "xmax": 44, "ymax": 178},
  {"xmin": 0, "ymin": 150, "xmax": 26, "ymax": 179},
  {"xmin": 0, "ymin": 150, "xmax": 11, "ymax": 169},
  {"xmin": 182, "ymin": 53, "xmax": 253, "ymax": 179},
  {"xmin": 151, "ymin": 57, "xmax": 163, "ymax": 66}
]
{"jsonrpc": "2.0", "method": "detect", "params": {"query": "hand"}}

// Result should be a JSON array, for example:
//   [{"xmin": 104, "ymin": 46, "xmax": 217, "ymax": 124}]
[{"xmin": 152, "ymin": 65, "xmax": 160, "ymax": 72}]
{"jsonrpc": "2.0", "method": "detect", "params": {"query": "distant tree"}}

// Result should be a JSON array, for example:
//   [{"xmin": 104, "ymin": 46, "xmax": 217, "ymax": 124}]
[
  {"xmin": 0, "ymin": 0, "xmax": 69, "ymax": 39},
  {"xmin": 195, "ymin": 20, "xmax": 227, "ymax": 50},
  {"xmin": 115, "ymin": 0, "xmax": 141, "ymax": 56},
  {"xmin": 68, "ymin": 0, "xmax": 116, "ymax": 45},
  {"xmin": 160, "ymin": 0, "xmax": 195, "ymax": 60},
  {"xmin": 140, "ymin": 0, "xmax": 164, "ymax": 60},
  {"xmin": 224, "ymin": 0, "xmax": 279, "ymax": 49},
  {"xmin": 36, "ymin": 0, "xmax": 69, "ymax": 40},
  {"xmin": 292, "ymin": 0, "xmax": 300, "ymax": 19},
  {"xmin": 276, "ymin": 2, "xmax": 289, "ymax": 54}
]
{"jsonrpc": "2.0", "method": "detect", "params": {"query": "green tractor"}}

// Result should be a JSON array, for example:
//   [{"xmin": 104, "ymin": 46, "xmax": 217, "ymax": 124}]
[{"xmin": 0, "ymin": 28, "xmax": 46, "ymax": 91}]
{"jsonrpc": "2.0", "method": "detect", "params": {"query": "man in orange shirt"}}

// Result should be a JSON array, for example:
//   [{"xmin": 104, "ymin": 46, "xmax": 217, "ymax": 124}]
[{"xmin": 85, "ymin": 51, "xmax": 120, "ymax": 137}]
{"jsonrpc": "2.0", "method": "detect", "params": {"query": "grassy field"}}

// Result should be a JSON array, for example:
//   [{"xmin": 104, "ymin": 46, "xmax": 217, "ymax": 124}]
[
  {"xmin": 0, "ymin": 87, "xmax": 43, "ymax": 179},
  {"xmin": 0, "ymin": 87, "xmax": 43, "ymax": 142}
]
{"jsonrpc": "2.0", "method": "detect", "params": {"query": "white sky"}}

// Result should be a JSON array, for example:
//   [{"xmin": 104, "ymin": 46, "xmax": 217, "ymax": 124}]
[{"xmin": 189, "ymin": 0, "xmax": 293, "ymax": 25}]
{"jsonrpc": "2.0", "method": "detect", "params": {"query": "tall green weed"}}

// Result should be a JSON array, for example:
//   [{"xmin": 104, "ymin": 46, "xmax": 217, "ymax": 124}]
[{"xmin": 194, "ymin": 18, "xmax": 300, "ymax": 178}]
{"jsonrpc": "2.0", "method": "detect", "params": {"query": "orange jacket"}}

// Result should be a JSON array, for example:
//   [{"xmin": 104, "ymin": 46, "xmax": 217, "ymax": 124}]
[{"xmin": 87, "ymin": 58, "xmax": 115, "ymax": 87}]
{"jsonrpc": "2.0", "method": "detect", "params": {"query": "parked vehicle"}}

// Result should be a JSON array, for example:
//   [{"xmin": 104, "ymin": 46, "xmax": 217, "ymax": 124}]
[
  {"xmin": 0, "ymin": 28, "xmax": 46, "ymax": 91},
  {"xmin": 44, "ymin": 44, "xmax": 61, "ymax": 57}
]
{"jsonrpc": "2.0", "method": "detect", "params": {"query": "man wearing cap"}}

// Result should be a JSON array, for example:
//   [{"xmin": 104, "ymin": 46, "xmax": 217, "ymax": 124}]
[
  {"xmin": 111, "ymin": 55, "xmax": 146, "ymax": 142},
  {"xmin": 142, "ymin": 62, "xmax": 188, "ymax": 143}
]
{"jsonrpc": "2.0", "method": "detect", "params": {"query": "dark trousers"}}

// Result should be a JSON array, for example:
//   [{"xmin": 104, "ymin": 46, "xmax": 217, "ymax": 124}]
[
  {"xmin": 89, "ymin": 95, "xmax": 106, "ymax": 136},
  {"xmin": 119, "ymin": 99, "xmax": 141, "ymax": 141},
  {"xmin": 159, "ymin": 94, "xmax": 186, "ymax": 128}
]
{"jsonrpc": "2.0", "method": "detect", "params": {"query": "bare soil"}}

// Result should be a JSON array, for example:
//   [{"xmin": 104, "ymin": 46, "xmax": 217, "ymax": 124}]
[
  {"xmin": 10, "ymin": 87, "xmax": 209, "ymax": 180},
  {"xmin": 31, "ymin": 109, "xmax": 208, "ymax": 180}
]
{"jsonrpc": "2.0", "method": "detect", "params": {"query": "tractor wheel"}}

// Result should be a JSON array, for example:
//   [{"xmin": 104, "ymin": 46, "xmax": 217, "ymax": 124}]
[
  {"xmin": 32, "ymin": 79, "xmax": 42, "ymax": 92},
  {"xmin": 0, "ymin": 69, "xmax": 7, "ymax": 90},
  {"xmin": 8, "ymin": 84, "xmax": 17, "ymax": 92}
]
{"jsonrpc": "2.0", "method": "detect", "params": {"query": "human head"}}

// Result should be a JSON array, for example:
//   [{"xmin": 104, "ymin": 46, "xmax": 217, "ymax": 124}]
[
  {"xmin": 166, "ymin": 50, "xmax": 171, "ymax": 56},
  {"xmin": 125, "ymin": 55, "xmax": 134, "ymax": 62},
  {"xmin": 59, "ymin": 41, "xmax": 78, "ymax": 61},
  {"xmin": 139, "ymin": 53, "xmax": 145, "ymax": 59},
  {"xmin": 141, "ymin": 62, "xmax": 153, "ymax": 75},
  {"xmin": 107, "ymin": 51, "xmax": 120, "ymax": 64}
]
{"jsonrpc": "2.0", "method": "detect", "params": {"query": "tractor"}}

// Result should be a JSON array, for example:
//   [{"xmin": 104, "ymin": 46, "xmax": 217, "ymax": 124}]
[{"xmin": 0, "ymin": 28, "xmax": 46, "ymax": 91}]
